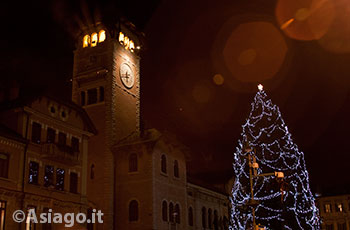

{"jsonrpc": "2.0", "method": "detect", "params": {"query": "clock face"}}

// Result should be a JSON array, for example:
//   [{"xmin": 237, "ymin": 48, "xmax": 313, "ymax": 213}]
[{"xmin": 119, "ymin": 63, "xmax": 134, "ymax": 89}]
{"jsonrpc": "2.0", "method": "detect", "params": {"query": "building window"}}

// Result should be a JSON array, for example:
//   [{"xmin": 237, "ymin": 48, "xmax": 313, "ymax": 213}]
[
  {"xmin": 213, "ymin": 210, "xmax": 219, "ymax": 230},
  {"xmin": 336, "ymin": 203, "xmax": 344, "ymax": 212},
  {"xmin": 175, "ymin": 204, "xmax": 180, "ymax": 224},
  {"xmin": 162, "ymin": 201, "xmax": 168, "ymax": 222},
  {"xmin": 26, "ymin": 206, "xmax": 36, "ymax": 230},
  {"xmin": 29, "ymin": 161, "xmax": 39, "ymax": 184},
  {"xmin": 56, "ymin": 168, "xmax": 65, "ymax": 191},
  {"xmin": 71, "ymin": 137, "xmax": 79, "ymax": 152},
  {"xmin": 81, "ymin": 91, "xmax": 86, "ymax": 106},
  {"xmin": 326, "ymin": 224, "xmax": 334, "ymax": 230},
  {"xmin": 99, "ymin": 86, "xmax": 104, "ymax": 102},
  {"xmin": 202, "ymin": 207, "xmax": 207, "ymax": 228},
  {"xmin": 174, "ymin": 160, "xmax": 179, "ymax": 178},
  {"xmin": 0, "ymin": 201, "xmax": 6, "ymax": 230},
  {"xmin": 83, "ymin": 35, "xmax": 90, "ymax": 48},
  {"xmin": 46, "ymin": 128, "xmax": 55, "ymax": 143},
  {"xmin": 161, "ymin": 155, "xmax": 167, "ymax": 174},
  {"xmin": 87, "ymin": 208, "xmax": 94, "ymax": 230},
  {"xmin": 169, "ymin": 202, "xmax": 174, "ymax": 223},
  {"xmin": 324, "ymin": 204, "xmax": 332, "ymax": 213},
  {"xmin": 58, "ymin": 132, "xmax": 66, "ymax": 146},
  {"xmin": 70, "ymin": 172, "xmax": 78, "ymax": 193},
  {"xmin": 208, "ymin": 208, "xmax": 212, "ymax": 228},
  {"xmin": 188, "ymin": 207, "xmax": 193, "ymax": 226},
  {"xmin": 87, "ymin": 88, "xmax": 98, "ymax": 105},
  {"xmin": 44, "ymin": 165, "xmax": 54, "ymax": 187},
  {"xmin": 42, "ymin": 208, "xmax": 52, "ymax": 230},
  {"xmin": 338, "ymin": 223, "xmax": 346, "ymax": 230},
  {"xmin": 31, "ymin": 122, "xmax": 41, "ymax": 144},
  {"xmin": 129, "ymin": 200, "xmax": 138, "ymax": 222},
  {"xmin": 98, "ymin": 30, "xmax": 106, "ymax": 43},
  {"xmin": 0, "ymin": 153, "xmax": 9, "ymax": 178},
  {"xmin": 91, "ymin": 33, "xmax": 98, "ymax": 47},
  {"xmin": 90, "ymin": 164, "xmax": 95, "ymax": 179},
  {"xmin": 129, "ymin": 154, "xmax": 138, "ymax": 172}
]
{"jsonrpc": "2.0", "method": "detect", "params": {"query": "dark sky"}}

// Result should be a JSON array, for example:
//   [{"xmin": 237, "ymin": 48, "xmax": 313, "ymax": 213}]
[{"xmin": 1, "ymin": 0, "xmax": 350, "ymax": 193}]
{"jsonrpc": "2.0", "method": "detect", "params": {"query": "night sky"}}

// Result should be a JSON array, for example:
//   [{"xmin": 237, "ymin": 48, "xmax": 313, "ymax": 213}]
[{"xmin": 2, "ymin": 0, "xmax": 350, "ymax": 193}]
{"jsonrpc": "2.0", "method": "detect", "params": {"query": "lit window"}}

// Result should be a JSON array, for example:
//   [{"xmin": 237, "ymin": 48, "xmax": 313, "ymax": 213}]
[
  {"xmin": 44, "ymin": 165, "xmax": 54, "ymax": 187},
  {"xmin": 0, "ymin": 153, "xmax": 9, "ymax": 178},
  {"xmin": 129, "ymin": 40, "xmax": 135, "ymax": 51},
  {"xmin": 325, "ymin": 204, "xmax": 332, "ymax": 213},
  {"xmin": 174, "ymin": 160, "xmax": 179, "ymax": 178},
  {"xmin": 188, "ymin": 207, "xmax": 193, "ymax": 226},
  {"xmin": 0, "ymin": 201, "xmax": 6, "ymax": 230},
  {"xmin": 124, "ymin": 36, "xmax": 130, "ymax": 49},
  {"xmin": 162, "ymin": 201, "xmax": 168, "ymax": 222},
  {"xmin": 70, "ymin": 172, "xmax": 78, "ymax": 193},
  {"xmin": 28, "ymin": 161, "xmax": 39, "ymax": 184},
  {"xmin": 161, "ymin": 155, "xmax": 167, "ymax": 174},
  {"xmin": 98, "ymin": 30, "xmax": 106, "ymax": 43},
  {"xmin": 91, "ymin": 33, "xmax": 98, "ymax": 47},
  {"xmin": 119, "ymin": 32, "xmax": 124, "ymax": 43},
  {"xmin": 31, "ymin": 122, "xmax": 41, "ymax": 144},
  {"xmin": 336, "ymin": 203, "xmax": 344, "ymax": 212},
  {"xmin": 83, "ymin": 35, "xmax": 90, "ymax": 48},
  {"xmin": 56, "ymin": 168, "xmax": 65, "ymax": 191},
  {"xmin": 129, "ymin": 154, "xmax": 138, "ymax": 172},
  {"xmin": 129, "ymin": 200, "xmax": 138, "ymax": 222}
]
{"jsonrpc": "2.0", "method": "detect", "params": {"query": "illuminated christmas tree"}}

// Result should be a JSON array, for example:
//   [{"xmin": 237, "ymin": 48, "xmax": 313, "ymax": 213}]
[{"xmin": 230, "ymin": 85, "xmax": 320, "ymax": 230}]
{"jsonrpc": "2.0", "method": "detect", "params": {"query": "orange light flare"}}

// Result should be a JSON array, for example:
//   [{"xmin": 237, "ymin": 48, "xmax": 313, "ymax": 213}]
[
  {"xmin": 276, "ymin": 0, "xmax": 335, "ymax": 41},
  {"xmin": 222, "ymin": 22, "xmax": 287, "ymax": 83}
]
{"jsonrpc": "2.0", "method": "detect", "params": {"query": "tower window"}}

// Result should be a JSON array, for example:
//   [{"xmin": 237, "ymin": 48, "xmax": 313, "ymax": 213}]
[
  {"xmin": 47, "ymin": 128, "xmax": 55, "ymax": 143},
  {"xmin": 83, "ymin": 35, "xmax": 90, "ymax": 48},
  {"xmin": 29, "ymin": 161, "xmax": 39, "ymax": 184},
  {"xmin": 99, "ymin": 86, "xmax": 104, "ymax": 102},
  {"xmin": 81, "ymin": 91, "xmax": 86, "ymax": 106},
  {"xmin": 161, "ymin": 155, "xmax": 167, "ymax": 174},
  {"xmin": 162, "ymin": 201, "xmax": 168, "ymax": 222},
  {"xmin": 31, "ymin": 122, "xmax": 41, "ymax": 144},
  {"xmin": 324, "ymin": 204, "xmax": 332, "ymax": 213},
  {"xmin": 71, "ymin": 137, "xmax": 79, "ymax": 152},
  {"xmin": 56, "ymin": 168, "xmax": 65, "ymax": 191},
  {"xmin": 98, "ymin": 30, "xmax": 106, "ymax": 43},
  {"xmin": 174, "ymin": 160, "xmax": 179, "ymax": 178},
  {"xmin": 87, "ymin": 88, "xmax": 98, "ymax": 105},
  {"xmin": 91, "ymin": 33, "xmax": 98, "ymax": 47},
  {"xmin": 169, "ymin": 202, "xmax": 174, "ymax": 223},
  {"xmin": 0, "ymin": 201, "xmax": 6, "ymax": 230},
  {"xmin": 188, "ymin": 207, "xmax": 193, "ymax": 226},
  {"xmin": 202, "ymin": 207, "xmax": 207, "ymax": 228},
  {"xmin": 44, "ymin": 165, "xmax": 54, "ymax": 187},
  {"xmin": 129, "ymin": 200, "xmax": 138, "ymax": 222},
  {"xmin": 90, "ymin": 164, "xmax": 95, "ymax": 179},
  {"xmin": 129, "ymin": 153, "xmax": 138, "ymax": 172},
  {"xmin": 0, "ymin": 153, "xmax": 9, "ymax": 178},
  {"xmin": 70, "ymin": 172, "xmax": 78, "ymax": 193},
  {"xmin": 58, "ymin": 132, "xmax": 66, "ymax": 146},
  {"xmin": 175, "ymin": 204, "xmax": 180, "ymax": 224}
]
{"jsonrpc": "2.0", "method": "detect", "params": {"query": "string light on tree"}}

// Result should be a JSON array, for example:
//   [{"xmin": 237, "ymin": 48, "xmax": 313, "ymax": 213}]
[{"xmin": 230, "ymin": 86, "xmax": 320, "ymax": 230}]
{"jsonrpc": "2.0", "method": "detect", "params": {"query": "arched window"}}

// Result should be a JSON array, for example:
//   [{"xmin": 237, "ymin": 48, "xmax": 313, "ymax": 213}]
[
  {"xmin": 90, "ymin": 164, "xmax": 95, "ymax": 179},
  {"xmin": 162, "ymin": 201, "xmax": 168, "ymax": 222},
  {"xmin": 129, "ymin": 153, "xmax": 138, "ymax": 172},
  {"xmin": 175, "ymin": 204, "xmax": 180, "ymax": 224},
  {"xmin": 91, "ymin": 33, "xmax": 98, "ymax": 47},
  {"xmin": 129, "ymin": 200, "xmax": 138, "ymax": 222},
  {"xmin": 202, "ymin": 207, "xmax": 207, "ymax": 228},
  {"xmin": 169, "ymin": 202, "xmax": 174, "ymax": 223},
  {"xmin": 188, "ymin": 207, "xmax": 193, "ymax": 226},
  {"xmin": 83, "ymin": 35, "xmax": 90, "ymax": 48},
  {"xmin": 161, "ymin": 155, "xmax": 167, "ymax": 174},
  {"xmin": 98, "ymin": 30, "xmax": 106, "ymax": 43},
  {"xmin": 174, "ymin": 160, "xmax": 179, "ymax": 178},
  {"xmin": 213, "ymin": 210, "xmax": 219, "ymax": 230},
  {"xmin": 208, "ymin": 208, "xmax": 212, "ymax": 228}
]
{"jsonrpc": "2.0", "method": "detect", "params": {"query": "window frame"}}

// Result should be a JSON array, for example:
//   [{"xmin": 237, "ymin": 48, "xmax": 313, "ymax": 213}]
[
  {"xmin": 69, "ymin": 172, "xmax": 78, "ymax": 194},
  {"xmin": 188, "ymin": 206, "xmax": 194, "ymax": 226},
  {"xmin": 128, "ymin": 153, "xmax": 138, "ymax": 173},
  {"xmin": 28, "ymin": 161, "xmax": 39, "ymax": 185},
  {"xmin": 174, "ymin": 160, "xmax": 179, "ymax": 178},
  {"xmin": 129, "ymin": 200, "xmax": 139, "ymax": 222},
  {"xmin": 55, "ymin": 168, "xmax": 65, "ymax": 191},
  {"xmin": 46, "ymin": 128, "xmax": 56, "ymax": 143},
  {"xmin": 162, "ymin": 200, "xmax": 168, "ymax": 222},
  {"xmin": 31, "ymin": 122, "xmax": 42, "ymax": 144}
]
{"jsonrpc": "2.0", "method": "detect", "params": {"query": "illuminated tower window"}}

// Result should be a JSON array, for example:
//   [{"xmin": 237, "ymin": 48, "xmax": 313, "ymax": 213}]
[
  {"xmin": 91, "ymin": 33, "xmax": 98, "ymax": 47},
  {"xmin": 119, "ymin": 32, "xmax": 124, "ymax": 43},
  {"xmin": 98, "ymin": 30, "xmax": 106, "ymax": 43},
  {"xmin": 83, "ymin": 35, "xmax": 90, "ymax": 48}
]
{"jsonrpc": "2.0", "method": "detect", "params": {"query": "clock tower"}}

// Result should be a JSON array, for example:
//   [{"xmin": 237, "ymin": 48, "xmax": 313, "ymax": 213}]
[{"xmin": 71, "ymin": 20, "xmax": 142, "ymax": 229}]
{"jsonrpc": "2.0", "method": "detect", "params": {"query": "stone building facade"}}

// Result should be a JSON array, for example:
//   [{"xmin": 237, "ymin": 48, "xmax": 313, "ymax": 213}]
[{"xmin": 0, "ymin": 20, "xmax": 230, "ymax": 230}]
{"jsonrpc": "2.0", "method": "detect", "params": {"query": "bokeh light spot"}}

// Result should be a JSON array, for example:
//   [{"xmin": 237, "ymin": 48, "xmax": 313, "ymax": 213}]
[
  {"xmin": 238, "ymin": 49, "xmax": 257, "ymax": 66},
  {"xmin": 213, "ymin": 74, "xmax": 224, "ymax": 85},
  {"xmin": 295, "ymin": 8, "xmax": 310, "ymax": 21},
  {"xmin": 192, "ymin": 84, "xmax": 211, "ymax": 103}
]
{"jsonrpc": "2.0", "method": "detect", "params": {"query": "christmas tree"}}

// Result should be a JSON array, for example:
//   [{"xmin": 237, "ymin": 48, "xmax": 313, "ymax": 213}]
[{"xmin": 230, "ymin": 85, "xmax": 320, "ymax": 230}]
